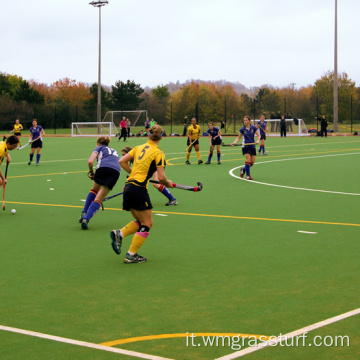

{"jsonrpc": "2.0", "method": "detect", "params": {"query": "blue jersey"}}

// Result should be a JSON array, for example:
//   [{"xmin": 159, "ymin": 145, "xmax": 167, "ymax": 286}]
[
  {"xmin": 239, "ymin": 125, "xmax": 258, "ymax": 147},
  {"xmin": 257, "ymin": 120, "xmax": 267, "ymax": 135},
  {"xmin": 207, "ymin": 126, "xmax": 221, "ymax": 140},
  {"xmin": 30, "ymin": 125, "xmax": 43, "ymax": 140},
  {"xmin": 94, "ymin": 145, "xmax": 121, "ymax": 173}
]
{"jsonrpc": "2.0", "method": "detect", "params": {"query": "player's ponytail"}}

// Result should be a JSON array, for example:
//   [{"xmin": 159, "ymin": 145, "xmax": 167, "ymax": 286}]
[{"xmin": 97, "ymin": 136, "xmax": 111, "ymax": 146}]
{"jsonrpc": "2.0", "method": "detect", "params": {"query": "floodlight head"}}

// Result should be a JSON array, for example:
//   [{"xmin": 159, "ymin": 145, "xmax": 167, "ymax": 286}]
[{"xmin": 89, "ymin": 0, "xmax": 109, "ymax": 7}]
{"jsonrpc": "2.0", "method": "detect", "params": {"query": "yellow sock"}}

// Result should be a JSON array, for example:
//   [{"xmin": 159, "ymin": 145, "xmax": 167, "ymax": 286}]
[
  {"xmin": 186, "ymin": 152, "xmax": 191, "ymax": 161},
  {"xmin": 129, "ymin": 233, "xmax": 148, "ymax": 254},
  {"xmin": 196, "ymin": 151, "xmax": 201, "ymax": 160},
  {"xmin": 121, "ymin": 221, "xmax": 140, "ymax": 237}
]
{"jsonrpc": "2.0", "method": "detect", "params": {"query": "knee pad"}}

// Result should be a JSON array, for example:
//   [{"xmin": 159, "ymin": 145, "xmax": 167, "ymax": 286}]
[{"xmin": 139, "ymin": 224, "xmax": 150, "ymax": 233}]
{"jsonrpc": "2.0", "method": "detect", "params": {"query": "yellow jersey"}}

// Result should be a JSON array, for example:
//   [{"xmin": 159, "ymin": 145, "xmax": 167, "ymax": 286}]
[
  {"xmin": 188, "ymin": 124, "xmax": 201, "ymax": 140},
  {"xmin": 126, "ymin": 140, "xmax": 166, "ymax": 189},
  {"xmin": 0, "ymin": 141, "xmax": 8, "ymax": 165},
  {"xmin": 13, "ymin": 124, "xmax": 23, "ymax": 134}
]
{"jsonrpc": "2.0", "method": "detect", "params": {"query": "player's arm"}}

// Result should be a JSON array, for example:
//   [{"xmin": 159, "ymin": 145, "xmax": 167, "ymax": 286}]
[
  {"xmin": 156, "ymin": 166, "xmax": 173, "ymax": 188},
  {"xmin": 87, "ymin": 151, "xmax": 98, "ymax": 179},
  {"xmin": 255, "ymin": 130, "xmax": 261, "ymax": 144},
  {"xmin": 119, "ymin": 153, "xmax": 133, "ymax": 174},
  {"xmin": 216, "ymin": 129, "xmax": 222, "ymax": 138},
  {"xmin": 265, "ymin": 125, "xmax": 268, "ymax": 132},
  {"xmin": 231, "ymin": 133, "xmax": 243, "ymax": 146},
  {"xmin": 29, "ymin": 132, "xmax": 33, "ymax": 142},
  {"xmin": 0, "ymin": 168, "xmax": 5, "ymax": 186},
  {"xmin": 6, "ymin": 153, "xmax": 11, "ymax": 164},
  {"xmin": 208, "ymin": 133, "xmax": 212, "ymax": 144},
  {"xmin": 10, "ymin": 128, "xmax": 14, "ymax": 133},
  {"xmin": 40, "ymin": 129, "xmax": 45, "ymax": 137}
]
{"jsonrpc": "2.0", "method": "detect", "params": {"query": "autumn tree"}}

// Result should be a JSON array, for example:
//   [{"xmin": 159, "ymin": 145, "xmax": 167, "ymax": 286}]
[
  {"xmin": 314, "ymin": 71, "xmax": 356, "ymax": 123},
  {"xmin": 51, "ymin": 78, "xmax": 92, "ymax": 106}
]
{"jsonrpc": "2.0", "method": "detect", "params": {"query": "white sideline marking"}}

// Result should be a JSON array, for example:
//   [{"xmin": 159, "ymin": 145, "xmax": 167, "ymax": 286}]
[
  {"xmin": 0, "ymin": 325, "xmax": 173, "ymax": 360},
  {"xmin": 229, "ymin": 152, "xmax": 360, "ymax": 196},
  {"xmin": 155, "ymin": 214, "xmax": 168, "ymax": 216},
  {"xmin": 297, "ymin": 231, "xmax": 318, "ymax": 234},
  {"xmin": 215, "ymin": 308, "xmax": 360, "ymax": 359}
]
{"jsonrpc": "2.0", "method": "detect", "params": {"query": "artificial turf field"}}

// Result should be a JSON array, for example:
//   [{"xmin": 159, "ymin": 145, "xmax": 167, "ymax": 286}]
[{"xmin": 1, "ymin": 134, "xmax": 359, "ymax": 360}]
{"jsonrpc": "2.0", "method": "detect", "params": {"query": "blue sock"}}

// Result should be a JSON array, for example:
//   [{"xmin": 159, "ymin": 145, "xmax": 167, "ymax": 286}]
[
  {"xmin": 36, "ymin": 154, "xmax": 41, "ymax": 163},
  {"xmin": 245, "ymin": 163, "xmax": 250, "ymax": 176},
  {"xmin": 159, "ymin": 185, "xmax": 176, "ymax": 201},
  {"xmin": 217, "ymin": 152, "xmax": 221, "ymax": 162},
  {"xmin": 263, "ymin": 145, "xmax": 265, "ymax": 153},
  {"xmin": 30, "ymin": 154, "xmax": 33, "ymax": 162},
  {"xmin": 208, "ymin": 153, "xmax": 213, "ymax": 162},
  {"xmin": 83, "ymin": 190, "xmax": 97, "ymax": 213},
  {"xmin": 84, "ymin": 200, "xmax": 101, "ymax": 221}
]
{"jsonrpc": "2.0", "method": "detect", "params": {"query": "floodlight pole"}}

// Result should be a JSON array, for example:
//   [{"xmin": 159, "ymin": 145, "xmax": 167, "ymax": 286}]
[
  {"xmin": 89, "ymin": 1, "xmax": 109, "ymax": 123},
  {"xmin": 333, "ymin": 0, "xmax": 339, "ymax": 132}
]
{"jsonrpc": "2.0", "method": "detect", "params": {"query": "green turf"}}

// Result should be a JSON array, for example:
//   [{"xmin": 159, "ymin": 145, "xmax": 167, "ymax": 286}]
[{"xmin": 1, "ymin": 135, "xmax": 359, "ymax": 359}]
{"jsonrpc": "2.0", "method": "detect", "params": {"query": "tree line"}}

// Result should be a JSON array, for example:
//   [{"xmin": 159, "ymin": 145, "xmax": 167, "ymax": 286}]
[{"xmin": 0, "ymin": 71, "xmax": 358, "ymax": 131}]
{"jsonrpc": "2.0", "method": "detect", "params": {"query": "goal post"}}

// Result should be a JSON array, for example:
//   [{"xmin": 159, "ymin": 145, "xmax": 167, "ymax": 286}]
[
  {"xmin": 102, "ymin": 110, "xmax": 148, "ymax": 127},
  {"xmin": 71, "ymin": 122, "xmax": 119, "ymax": 137},
  {"xmin": 251, "ymin": 119, "xmax": 309, "ymax": 136}
]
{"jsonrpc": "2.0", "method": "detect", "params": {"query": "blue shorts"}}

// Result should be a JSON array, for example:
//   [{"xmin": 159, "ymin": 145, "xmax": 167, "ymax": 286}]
[
  {"xmin": 31, "ymin": 139, "xmax": 42, "ymax": 149},
  {"xmin": 211, "ymin": 138, "xmax": 222, "ymax": 146},
  {"xmin": 242, "ymin": 147, "xmax": 256, "ymax": 156},
  {"xmin": 260, "ymin": 134, "xmax": 266, "ymax": 140}
]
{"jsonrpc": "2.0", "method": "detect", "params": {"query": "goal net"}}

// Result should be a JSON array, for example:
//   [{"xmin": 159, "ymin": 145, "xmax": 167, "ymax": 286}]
[
  {"xmin": 102, "ymin": 110, "xmax": 148, "ymax": 127},
  {"xmin": 71, "ymin": 122, "xmax": 119, "ymax": 137},
  {"xmin": 251, "ymin": 119, "xmax": 309, "ymax": 136}
]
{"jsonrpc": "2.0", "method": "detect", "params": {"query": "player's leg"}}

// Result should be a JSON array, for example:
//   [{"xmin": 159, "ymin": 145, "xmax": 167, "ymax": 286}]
[
  {"xmin": 124, "ymin": 209, "xmax": 153, "ymax": 263},
  {"xmin": 82, "ymin": 185, "xmax": 110, "ymax": 229},
  {"xmin": 185, "ymin": 139, "xmax": 192, "ymax": 164},
  {"xmin": 206, "ymin": 144, "xmax": 214, "ymax": 164},
  {"xmin": 244, "ymin": 153, "xmax": 252, "ymax": 177},
  {"xmin": 194, "ymin": 143, "xmax": 203, "ymax": 164},
  {"xmin": 79, "ymin": 182, "xmax": 100, "ymax": 223},
  {"xmin": 216, "ymin": 144, "xmax": 221, "ymax": 164},
  {"xmin": 28, "ymin": 147, "xmax": 35, "ymax": 165},
  {"xmin": 152, "ymin": 171, "xmax": 177, "ymax": 206},
  {"xmin": 17, "ymin": 135, "xmax": 21, "ymax": 147},
  {"xmin": 36, "ymin": 147, "xmax": 41, "ymax": 165}
]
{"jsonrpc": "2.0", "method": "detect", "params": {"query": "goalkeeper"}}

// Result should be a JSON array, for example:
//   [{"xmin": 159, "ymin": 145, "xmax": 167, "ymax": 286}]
[{"xmin": 79, "ymin": 136, "xmax": 121, "ymax": 230}]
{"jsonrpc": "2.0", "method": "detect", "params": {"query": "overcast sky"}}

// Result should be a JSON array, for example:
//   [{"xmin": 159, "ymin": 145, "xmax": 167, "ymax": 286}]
[{"xmin": 1, "ymin": 0, "xmax": 359, "ymax": 89}]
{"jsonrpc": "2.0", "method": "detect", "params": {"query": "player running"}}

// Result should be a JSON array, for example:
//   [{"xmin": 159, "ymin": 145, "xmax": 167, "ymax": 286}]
[
  {"xmin": 231, "ymin": 115, "xmax": 260, "ymax": 180},
  {"xmin": 121, "ymin": 146, "xmax": 177, "ymax": 206},
  {"xmin": 257, "ymin": 114, "xmax": 268, "ymax": 155},
  {"xmin": 0, "ymin": 135, "xmax": 19, "ymax": 188},
  {"xmin": 10, "ymin": 119, "xmax": 23, "ymax": 147},
  {"xmin": 28, "ymin": 119, "xmax": 45, "ymax": 166},
  {"xmin": 186, "ymin": 117, "xmax": 203, "ymax": 164},
  {"xmin": 111, "ymin": 125, "xmax": 175, "ymax": 264},
  {"xmin": 79, "ymin": 136, "xmax": 121, "ymax": 230},
  {"xmin": 205, "ymin": 122, "xmax": 222, "ymax": 164}
]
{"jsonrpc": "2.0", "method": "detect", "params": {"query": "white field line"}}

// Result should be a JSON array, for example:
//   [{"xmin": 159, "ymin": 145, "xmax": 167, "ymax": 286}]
[
  {"xmin": 0, "ymin": 325, "xmax": 173, "ymax": 360},
  {"xmin": 229, "ymin": 152, "xmax": 360, "ymax": 196},
  {"xmin": 215, "ymin": 308, "xmax": 360, "ymax": 359}
]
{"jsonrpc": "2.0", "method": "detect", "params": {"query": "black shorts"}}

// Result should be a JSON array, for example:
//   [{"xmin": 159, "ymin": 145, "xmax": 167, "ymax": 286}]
[
  {"xmin": 31, "ymin": 139, "xmax": 42, "ymax": 148},
  {"xmin": 242, "ymin": 147, "xmax": 257, "ymax": 156},
  {"xmin": 14, "ymin": 133, "xmax": 21, "ymax": 137},
  {"xmin": 94, "ymin": 167, "xmax": 120, "ymax": 190},
  {"xmin": 211, "ymin": 138, "xmax": 222, "ymax": 146},
  {"xmin": 187, "ymin": 139, "xmax": 199, "ymax": 147},
  {"xmin": 123, "ymin": 183, "xmax": 153, "ymax": 211},
  {"xmin": 260, "ymin": 134, "xmax": 266, "ymax": 140}
]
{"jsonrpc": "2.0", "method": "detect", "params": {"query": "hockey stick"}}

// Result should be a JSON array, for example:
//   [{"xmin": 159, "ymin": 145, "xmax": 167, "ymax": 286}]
[
  {"xmin": 149, "ymin": 180, "xmax": 203, "ymax": 192},
  {"xmin": 17, "ymin": 136, "xmax": 41, "ymax": 150},
  {"xmin": 101, "ymin": 191, "xmax": 124, "ymax": 211},
  {"xmin": 186, "ymin": 138, "xmax": 198, "ymax": 151},
  {"xmin": 222, "ymin": 142, "xmax": 256, "ymax": 147},
  {"xmin": 2, "ymin": 162, "xmax": 9, "ymax": 210}
]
